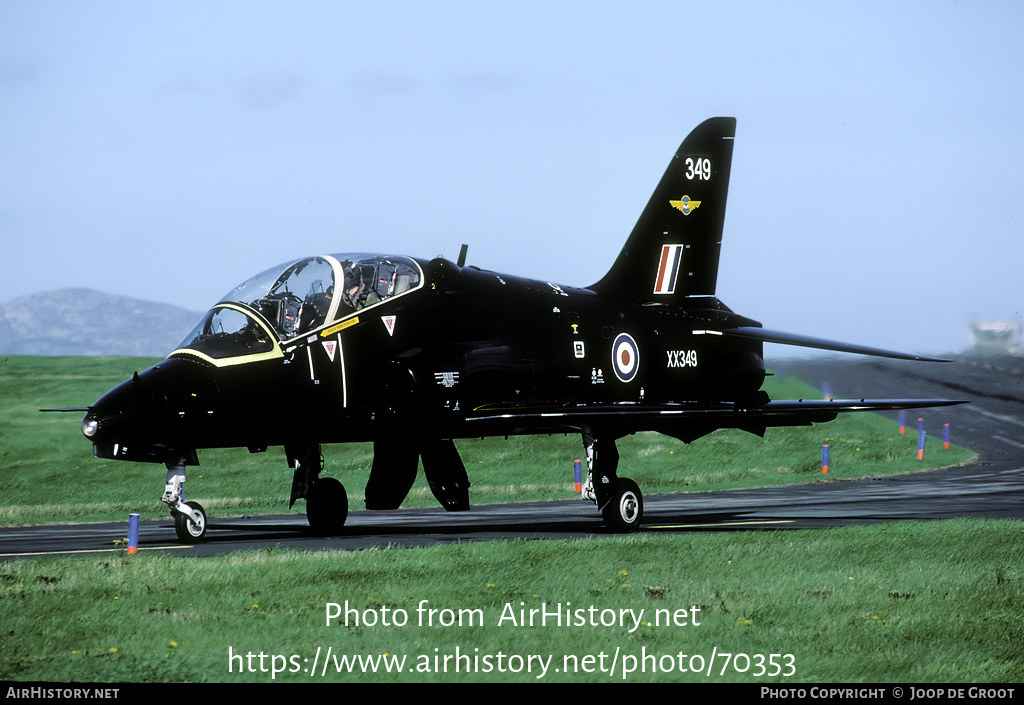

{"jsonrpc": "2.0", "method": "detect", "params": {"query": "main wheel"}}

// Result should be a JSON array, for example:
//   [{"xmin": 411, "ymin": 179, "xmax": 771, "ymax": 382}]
[
  {"xmin": 173, "ymin": 501, "xmax": 207, "ymax": 542},
  {"xmin": 306, "ymin": 477, "xmax": 348, "ymax": 535},
  {"xmin": 602, "ymin": 478, "xmax": 643, "ymax": 533}
]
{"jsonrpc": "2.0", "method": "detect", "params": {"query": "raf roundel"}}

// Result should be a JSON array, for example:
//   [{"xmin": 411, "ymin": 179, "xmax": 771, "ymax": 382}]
[{"xmin": 612, "ymin": 333, "xmax": 640, "ymax": 383}]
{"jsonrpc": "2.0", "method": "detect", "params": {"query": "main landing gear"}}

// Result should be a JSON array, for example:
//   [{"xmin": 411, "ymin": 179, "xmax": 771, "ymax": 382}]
[
  {"xmin": 288, "ymin": 444, "xmax": 349, "ymax": 535},
  {"xmin": 289, "ymin": 438, "xmax": 470, "ymax": 535},
  {"xmin": 580, "ymin": 432, "xmax": 644, "ymax": 533}
]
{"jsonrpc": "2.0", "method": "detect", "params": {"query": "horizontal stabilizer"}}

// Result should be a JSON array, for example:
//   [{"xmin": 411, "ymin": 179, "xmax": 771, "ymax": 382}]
[{"xmin": 708, "ymin": 327, "xmax": 949, "ymax": 362}]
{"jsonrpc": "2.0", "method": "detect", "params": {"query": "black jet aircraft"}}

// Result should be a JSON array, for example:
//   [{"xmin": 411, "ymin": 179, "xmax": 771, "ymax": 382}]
[{"xmin": 60, "ymin": 117, "xmax": 962, "ymax": 541}]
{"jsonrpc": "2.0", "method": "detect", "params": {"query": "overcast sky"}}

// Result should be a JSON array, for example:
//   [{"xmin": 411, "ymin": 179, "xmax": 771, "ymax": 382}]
[{"xmin": 2, "ymin": 1, "xmax": 1021, "ymax": 356}]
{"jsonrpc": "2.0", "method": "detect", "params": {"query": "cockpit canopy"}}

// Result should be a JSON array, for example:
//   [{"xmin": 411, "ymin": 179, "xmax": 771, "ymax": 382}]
[
  {"xmin": 174, "ymin": 254, "xmax": 422, "ymax": 360},
  {"xmin": 220, "ymin": 255, "xmax": 338, "ymax": 340}
]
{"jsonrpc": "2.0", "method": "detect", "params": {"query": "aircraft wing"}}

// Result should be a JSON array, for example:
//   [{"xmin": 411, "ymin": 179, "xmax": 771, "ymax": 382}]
[{"xmin": 463, "ymin": 398, "xmax": 966, "ymax": 436}]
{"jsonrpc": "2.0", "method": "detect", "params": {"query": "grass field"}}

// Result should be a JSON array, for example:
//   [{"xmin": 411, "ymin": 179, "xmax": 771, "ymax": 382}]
[
  {"xmin": 1, "ymin": 521, "xmax": 1021, "ymax": 682},
  {"xmin": 2, "ymin": 354, "xmax": 1014, "ymax": 684}
]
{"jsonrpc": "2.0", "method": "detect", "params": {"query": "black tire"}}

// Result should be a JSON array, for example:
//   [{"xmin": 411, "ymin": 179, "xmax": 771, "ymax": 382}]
[
  {"xmin": 173, "ymin": 501, "xmax": 208, "ymax": 542},
  {"xmin": 307, "ymin": 477, "xmax": 348, "ymax": 535},
  {"xmin": 602, "ymin": 478, "xmax": 643, "ymax": 533}
]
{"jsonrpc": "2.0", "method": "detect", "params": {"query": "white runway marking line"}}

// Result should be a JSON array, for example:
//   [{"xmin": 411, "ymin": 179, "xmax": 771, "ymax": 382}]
[
  {"xmin": 647, "ymin": 520, "xmax": 795, "ymax": 530},
  {"xmin": 0, "ymin": 545, "xmax": 192, "ymax": 558},
  {"xmin": 966, "ymin": 406, "xmax": 1024, "ymax": 429},
  {"xmin": 992, "ymin": 435, "xmax": 1024, "ymax": 450}
]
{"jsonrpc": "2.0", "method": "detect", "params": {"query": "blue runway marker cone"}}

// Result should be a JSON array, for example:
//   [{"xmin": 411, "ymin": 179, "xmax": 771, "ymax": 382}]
[
  {"xmin": 822, "ymin": 445, "xmax": 830, "ymax": 475},
  {"xmin": 943, "ymin": 423, "xmax": 950, "ymax": 450},
  {"xmin": 898, "ymin": 410, "xmax": 906, "ymax": 435},
  {"xmin": 127, "ymin": 513, "xmax": 140, "ymax": 556},
  {"xmin": 917, "ymin": 418, "xmax": 926, "ymax": 460},
  {"xmin": 574, "ymin": 459, "xmax": 582, "ymax": 493}
]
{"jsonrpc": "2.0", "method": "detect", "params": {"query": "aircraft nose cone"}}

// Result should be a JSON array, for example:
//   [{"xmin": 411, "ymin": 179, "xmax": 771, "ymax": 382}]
[
  {"xmin": 82, "ymin": 377, "xmax": 164, "ymax": 448},
  {"xmin": 84, "ymin": 358, "xmax": 218, "ymax": 463}
]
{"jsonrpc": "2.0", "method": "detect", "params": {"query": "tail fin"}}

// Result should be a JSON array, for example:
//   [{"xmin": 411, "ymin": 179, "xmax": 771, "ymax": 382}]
[{"xmin": 590, "ymin": 117, "xmax": 736, "ymax": 304}]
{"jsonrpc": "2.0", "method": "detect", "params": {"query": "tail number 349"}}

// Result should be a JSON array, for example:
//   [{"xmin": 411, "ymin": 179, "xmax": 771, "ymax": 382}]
[{"xmin": 685, "ymin": 158, "xmax": 712, "ymax": 181}]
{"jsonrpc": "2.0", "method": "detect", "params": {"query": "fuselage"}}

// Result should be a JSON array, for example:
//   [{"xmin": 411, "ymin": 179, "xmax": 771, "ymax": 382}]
[{"xmin": 83, "ymin": 253, "xmax": 766, "ymax": 465}]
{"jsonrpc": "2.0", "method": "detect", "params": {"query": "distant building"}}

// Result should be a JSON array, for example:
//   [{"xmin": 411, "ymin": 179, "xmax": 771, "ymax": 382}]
[{"xmin": 970, "ymin": 320, "xmax": 1022, "ymax": 356}]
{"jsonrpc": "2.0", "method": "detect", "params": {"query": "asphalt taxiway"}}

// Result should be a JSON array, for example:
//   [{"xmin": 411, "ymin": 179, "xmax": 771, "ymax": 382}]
[{"xmin": 1, "ymin": 356, "xmax": 1021, "ymax": 560}]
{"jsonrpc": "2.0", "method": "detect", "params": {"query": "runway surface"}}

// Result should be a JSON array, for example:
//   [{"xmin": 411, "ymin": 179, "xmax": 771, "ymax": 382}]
[{"xmin": 2, "ymin": 356, "xmax": 1022, "ymax": 560}]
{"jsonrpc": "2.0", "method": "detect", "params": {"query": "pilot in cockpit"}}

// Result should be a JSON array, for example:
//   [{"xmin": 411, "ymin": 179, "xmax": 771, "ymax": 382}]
[
  {"xmin": 339, "ymin": 264, "xmax": 361, "ymax": 314},
  {"xmin": 358, "ymin": 263, "xmax": 382, "ymax": 308},
  {"xmin": 340, "ymin": 262, "xmax": 381, "ymax": 314}
]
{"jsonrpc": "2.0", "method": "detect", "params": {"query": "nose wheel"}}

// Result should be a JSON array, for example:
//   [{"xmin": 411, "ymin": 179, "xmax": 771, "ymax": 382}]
[
  {"xmin": 163, "ymin": 466, "xmax": 208, "ymax": 542},
  {"xmin": 172, "ymin": 501, "xmax": 207, "ymax": 542}
]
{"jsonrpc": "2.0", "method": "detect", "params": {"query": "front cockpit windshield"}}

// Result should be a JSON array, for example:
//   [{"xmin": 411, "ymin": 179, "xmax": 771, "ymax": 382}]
[
  {"xmin": 175, "ymin": 306, "xmax": 275, "ymax": 360},
  {"xmin": 173, "ymin": 254, "xmax": 423, "ymax": 359}
]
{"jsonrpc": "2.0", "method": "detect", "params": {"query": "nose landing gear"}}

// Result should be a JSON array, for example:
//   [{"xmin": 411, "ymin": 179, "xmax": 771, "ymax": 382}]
[
  {"xmin": 163, "ymin": 465, "xmax": 208, "ymax": 542},
  {"xmin": 172, "ymin": 501, "xmax": 208, "ymax": 541}
]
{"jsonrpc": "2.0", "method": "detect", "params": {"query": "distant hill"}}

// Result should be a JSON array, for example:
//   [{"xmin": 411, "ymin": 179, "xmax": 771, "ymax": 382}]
[{"xmin": 0, "ymin": 288, "xmax": 203, "ymax": 357}]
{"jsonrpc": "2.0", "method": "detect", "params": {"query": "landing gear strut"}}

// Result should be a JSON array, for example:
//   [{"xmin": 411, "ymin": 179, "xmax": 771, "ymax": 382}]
[
  {"xmin": 163, "ymin": 463, "xmax": 208, "ymax": 542},
  {"xmin": 581, "ymin": 431, "xmax": 644, "ymax": 533},
  {"xmin": 287, "ymin": 444, "xmax": 349, "ymax": 534}
]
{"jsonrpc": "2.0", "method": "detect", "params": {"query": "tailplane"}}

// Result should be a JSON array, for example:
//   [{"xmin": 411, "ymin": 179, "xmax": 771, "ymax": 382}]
[{"xmin": 591, "ymin": 117, "xmax": 736, "ymax": 305}]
